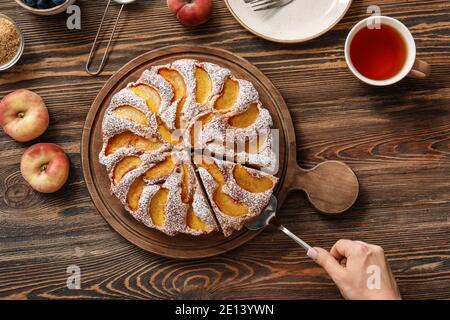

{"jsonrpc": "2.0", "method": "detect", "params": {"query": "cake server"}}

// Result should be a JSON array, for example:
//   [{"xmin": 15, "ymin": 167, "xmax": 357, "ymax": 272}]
[
  {"xmin": 86, "ymin": 0, "xmax": 136, "ymax": 75},
  {"xmin": 245, "ymin": 195, "xmax": 312, "ymax": 252}
]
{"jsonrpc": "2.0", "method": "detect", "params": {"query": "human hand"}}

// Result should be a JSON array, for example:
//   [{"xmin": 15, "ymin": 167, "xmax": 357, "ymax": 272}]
[{"xmin": 307, "ymin": 239, "xmax": 401, "ymax": 300}]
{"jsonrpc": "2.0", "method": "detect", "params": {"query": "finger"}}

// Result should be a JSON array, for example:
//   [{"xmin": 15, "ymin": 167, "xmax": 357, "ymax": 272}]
[
  {"xmin": 308, "ymin": 247, "xmax": 345, "ymax": 278},
  {"xmin": 330, "ymin": 248, "xmax": 344, "ymax": 260},
  {"xmin": 355, "ymin": 241, "xmax": 385, "ymax": 256},
  {"xmin": 329, "ymin": 246, "xmax": 346, "ymax": 266},
  {"xmin": 354, "ymin": 240, "xmax": 369, "ymax": 246},
  {"xmin": 330, "ymin": 239, "xmax": 357, "ymax": 259}
]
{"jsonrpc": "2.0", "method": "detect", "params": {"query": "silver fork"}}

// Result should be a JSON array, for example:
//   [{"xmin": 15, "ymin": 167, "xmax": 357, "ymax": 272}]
[{"xmin": 244, "ymin": 0, "xmax": 294, "ymax": 11}]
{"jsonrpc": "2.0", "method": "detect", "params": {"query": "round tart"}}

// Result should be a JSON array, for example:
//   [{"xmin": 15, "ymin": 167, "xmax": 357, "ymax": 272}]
[{"xmin": 99, "ymin": 59, "xmax": 278, "ymax": 236}]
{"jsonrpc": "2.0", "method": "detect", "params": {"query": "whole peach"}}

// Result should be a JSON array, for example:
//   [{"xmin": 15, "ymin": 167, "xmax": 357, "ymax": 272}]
[
  {"xmin": 0, "ymin": 89, "xmax": 49, "ymax": 142},
  {"xmin": 21, "ymin": 143, "xmax": 70, "ymax": 193},
  {"xmin": 167, "ymin": 0, "xmax": 212, "ymax": 26}
]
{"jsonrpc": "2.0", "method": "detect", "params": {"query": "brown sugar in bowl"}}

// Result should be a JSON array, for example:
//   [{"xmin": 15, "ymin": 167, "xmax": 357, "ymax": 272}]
[{"xmin": 0, "ymin": 14, "xmax": 24, "ymax": 71}]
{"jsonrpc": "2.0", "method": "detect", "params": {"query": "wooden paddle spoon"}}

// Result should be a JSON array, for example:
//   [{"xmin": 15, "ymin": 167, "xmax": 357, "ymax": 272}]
[{"xmin": 289, "ymin": 160, "xmax": 359, "ymax": 214}]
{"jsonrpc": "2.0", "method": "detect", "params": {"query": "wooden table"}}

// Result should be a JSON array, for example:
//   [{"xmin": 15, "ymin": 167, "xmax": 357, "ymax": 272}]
[{"xmin": 0, "ymin": 0, "xmax": 448, "ymax": 300}]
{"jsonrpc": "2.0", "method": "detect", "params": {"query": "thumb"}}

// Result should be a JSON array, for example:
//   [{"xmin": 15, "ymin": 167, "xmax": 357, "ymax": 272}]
[{"xmin": 308, "ymin": 247, "xmax": 345, "ymax": 278}]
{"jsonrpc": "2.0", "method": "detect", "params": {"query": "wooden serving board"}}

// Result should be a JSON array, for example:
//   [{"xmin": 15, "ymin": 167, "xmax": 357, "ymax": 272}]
[{"xmin": 81, "ymin": 45, "xmax": 358, "ymax": 259}]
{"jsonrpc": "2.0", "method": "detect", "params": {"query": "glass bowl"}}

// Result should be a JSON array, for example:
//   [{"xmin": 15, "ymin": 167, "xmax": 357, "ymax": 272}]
[{"xmin": 0, "ymin": 13, "xmax": 25, "ymax": 72}]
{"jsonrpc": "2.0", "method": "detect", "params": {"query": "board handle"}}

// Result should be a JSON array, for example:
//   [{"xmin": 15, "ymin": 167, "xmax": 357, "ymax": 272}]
[{"xmin": 291, "ymin": 161, "xmax": 359, "ymax": 214}]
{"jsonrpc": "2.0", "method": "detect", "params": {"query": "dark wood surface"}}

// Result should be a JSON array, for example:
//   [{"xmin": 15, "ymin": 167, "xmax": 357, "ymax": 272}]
[{"xmin": 0, "ymin": 0, "xmax": 448, "ymax": 300}]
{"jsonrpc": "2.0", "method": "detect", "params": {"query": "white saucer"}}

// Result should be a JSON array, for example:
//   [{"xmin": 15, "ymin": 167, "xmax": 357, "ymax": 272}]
[{"xmin": 225, "ymin": 0, "xmax": 353, "ymax": 43}]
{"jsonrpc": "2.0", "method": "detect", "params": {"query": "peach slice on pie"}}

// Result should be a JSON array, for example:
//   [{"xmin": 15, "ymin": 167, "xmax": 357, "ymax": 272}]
[
  {"xmin": 233, "ymin": 165, "xmax": 273, "ymax": 193},
  {"xmin": 195, "ymin": 67, "xmax": 212, "ymax": 104},
  {"xmin": 190, "ymin": 113, "xmax": 214, "ymax": 147},
  {"xmin": 245, "ymin": 133, "xmax": 266, "ymax": 154},
  {"xmin": 228, "ymin": 103, "xmax": 259, "ymax": 128},
  {"xmin": 159, "ymin": 68, "xmax": 186, "ymax": 100},
  {"xmin": 127, "ymin": 176, "xmax": 146, "ymax": 212},
  {"xmin": 132, "ymin": 82, "xmax": 181, "ymax": 145},
  {"xmin": 148, "ymin": 188, "xmax": 169, "ymax": 227},
  {"xmin": 196, "ymin": 156, "xmax": 249, "ymax": 217},
  {"xmin": 213, "ymin": 191, "xmax": 249, "ymax": 217},
  {"xmin": 181, "ymin": 164, "xmax": 191, "ymax": 204},
  {"xmin": 105, "ymin": 131, "xmax": 163, "ymax": 155},
  {"xmin": 113, "ymin": 156, "xmax": 142, "ymax": 185},
  {"xmin": 194, "ymin": 156, "xmax": 225, "ymax": 185},
  {"xmin": 144, "ymin": 156, "xmax": 176, "ymax": 180},
  {"xmin": 159, "ymin": 68, "xmax": 186, "ymax": 128},
  {"xmin": 186, "ymin": 205, "xmax": 208, "ymax": 231},
  {"xmin": 130, "ymin": 84, "xmax": 161, "ymax": 113},
  {"xmin": 113, "ymin": 105, "xmax": 148, "ymax": 126},
  {"xmin": 158, "ymin": 120, "xmax": 181, "ymax": 146},
  {"xmin": 214, "ymin": 78, "xmax": 239, "ymax": 112}
]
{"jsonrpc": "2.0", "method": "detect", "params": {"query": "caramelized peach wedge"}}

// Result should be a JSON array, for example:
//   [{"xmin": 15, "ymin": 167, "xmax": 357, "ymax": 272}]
[
  {"xmin": 105, "ymin": 131, "xmax": 163, "ymax": 155},
  {"xmin": 228, "ymin": 103, "xmax": 259, "ymax": 128},
  {"xmin": 214, "ymin": 78, "xmax": 239, "ymax": 112},
  {"xmin": 158, "ymin": 120, "xmax": 181, "ymax": 146},
  {"xmin": 144, "ymin": 156, "xmax": 176, "ymax": 180},
  {"xmin": 159, "ymin": 68, "xmax": 186, "ymax": 129},
  {"xmin": 245, "ymin": 134, "xmax": 266, "ymax": 154},
  {"xmin": 130, "ymin": 83, "xmax": 181, "ymax": 146},
  {"xmin": 181, "ymin": 164, "xmax": 191, "ymax": 204},
  {"xmin": 127, "ymin": 176, "xmax": 146, "ymax": 212},
  {"xmin": 180, "ymin": 162, "xmax": 208, "ymax": 232},
  {"xmin": 194, "ymin": 155, "xmax": 225, "ymax": 184},
  {"xmin": 233, "ymin": 164, "xmax": 273, "ymax": 193},
  {"xmin": 113, "ymin": 105, "xmax": 148, "ymax": 126},
  {"xmin": 189, "ymin": 113, "xmax": 214, "ymax": 147},
  {"xmin": 148, "ymin": 188, "xmax": 169, "ymax": 227},
  {"xmin": 130, "ymin": 84, "xmax": 160, "ymax": 113},
  {"xmin": 213, "ymin": 191, "xmax": 249, "ymax": 217},
  {"xmin": 113, "ymin": 156, "xmax": 142, "ymax": 185},
  {"xmin": 186, "ymin": 206, "xmax": 208, "ymax": 231},
  {"xmin": 195, "ymin": 67, "xmax": 212, "ymax": 104}
]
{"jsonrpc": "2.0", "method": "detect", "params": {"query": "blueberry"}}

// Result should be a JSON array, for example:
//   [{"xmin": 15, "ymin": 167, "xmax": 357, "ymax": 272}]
[
  {"xmin": 36, "ymin": 0, "xmax": 52, "ymax": 9},
  {"xmin": 51, "ymin": 0, "xmax": 66, "ymax": 5},
  {"xmin": 22, "ymin": 0, "xmax": 37, "ymax": 7}
]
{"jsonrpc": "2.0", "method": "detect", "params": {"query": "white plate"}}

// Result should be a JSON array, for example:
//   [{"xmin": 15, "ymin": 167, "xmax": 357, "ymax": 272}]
[{"xmin": 225, "ymin": 0, "xmax": 353, "ymax": 43}]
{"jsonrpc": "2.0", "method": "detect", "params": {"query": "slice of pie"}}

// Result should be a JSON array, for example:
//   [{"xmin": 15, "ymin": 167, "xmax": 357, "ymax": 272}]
[{"xmin": 194, "ymin": 155, "xmax": 278, "ymax": 236}]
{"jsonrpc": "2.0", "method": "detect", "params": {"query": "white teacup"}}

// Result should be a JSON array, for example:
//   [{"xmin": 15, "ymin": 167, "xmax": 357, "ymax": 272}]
[{"xmin": 345, "ymin": 16, "xmax": 430, "ymax": 86}]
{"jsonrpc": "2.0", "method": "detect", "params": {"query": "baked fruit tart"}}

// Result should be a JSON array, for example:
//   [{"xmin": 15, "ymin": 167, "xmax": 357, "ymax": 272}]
[{"xmin": 99, "ymin": 59, "xmax": 278, "ymax": 237}]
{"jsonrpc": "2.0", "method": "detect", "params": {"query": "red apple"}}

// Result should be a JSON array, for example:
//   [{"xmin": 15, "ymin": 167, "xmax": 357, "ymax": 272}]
[
  {"xmin": 21, "ymin": 143, "xmax": 70, "ymax": 193},
  {"xmin": 0, "ymin": 89, "xmax": 49, "ymax": 142},
  {"xmin": 167, "ymin": 0, "xmax": 212, "ymax": 26}
]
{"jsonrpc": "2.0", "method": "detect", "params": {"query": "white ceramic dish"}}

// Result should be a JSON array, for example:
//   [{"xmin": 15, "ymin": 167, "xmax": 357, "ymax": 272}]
[{"xmin": 225, "ymin": 0, "xmax": 353, "ymax": 43}]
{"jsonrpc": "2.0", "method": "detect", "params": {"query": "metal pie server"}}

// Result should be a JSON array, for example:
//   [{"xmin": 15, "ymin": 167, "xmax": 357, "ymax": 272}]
[{"xmin": 245, "ymin": 195, "xmax": 312, "ymax": 252}]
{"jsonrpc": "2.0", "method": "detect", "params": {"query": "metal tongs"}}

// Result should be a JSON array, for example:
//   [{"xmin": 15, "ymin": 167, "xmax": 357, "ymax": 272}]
[
  {"xmin": 245, "ymin": 195, "xmax": 312, "ymax": 252},
  {"xmin": 86, "ymin": 0, "xmax": 136, "ymax": 75}
]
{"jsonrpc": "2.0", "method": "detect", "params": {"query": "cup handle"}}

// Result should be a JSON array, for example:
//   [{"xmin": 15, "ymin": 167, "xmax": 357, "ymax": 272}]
[{"xmin": 407, "ymin": 59, "xmax": 431, "ymax": 79}]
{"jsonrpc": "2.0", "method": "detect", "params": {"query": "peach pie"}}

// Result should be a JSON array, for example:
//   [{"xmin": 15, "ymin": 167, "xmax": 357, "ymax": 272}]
[{"xmin": 99, "ymin": 59, "xmax": 278, "ymax": 236}]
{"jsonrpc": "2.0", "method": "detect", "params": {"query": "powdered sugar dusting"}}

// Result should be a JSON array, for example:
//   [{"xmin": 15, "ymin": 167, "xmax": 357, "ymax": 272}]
[{"xmin": 99, "ymin": 58, "xmax": 278, "ymax": 237}]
